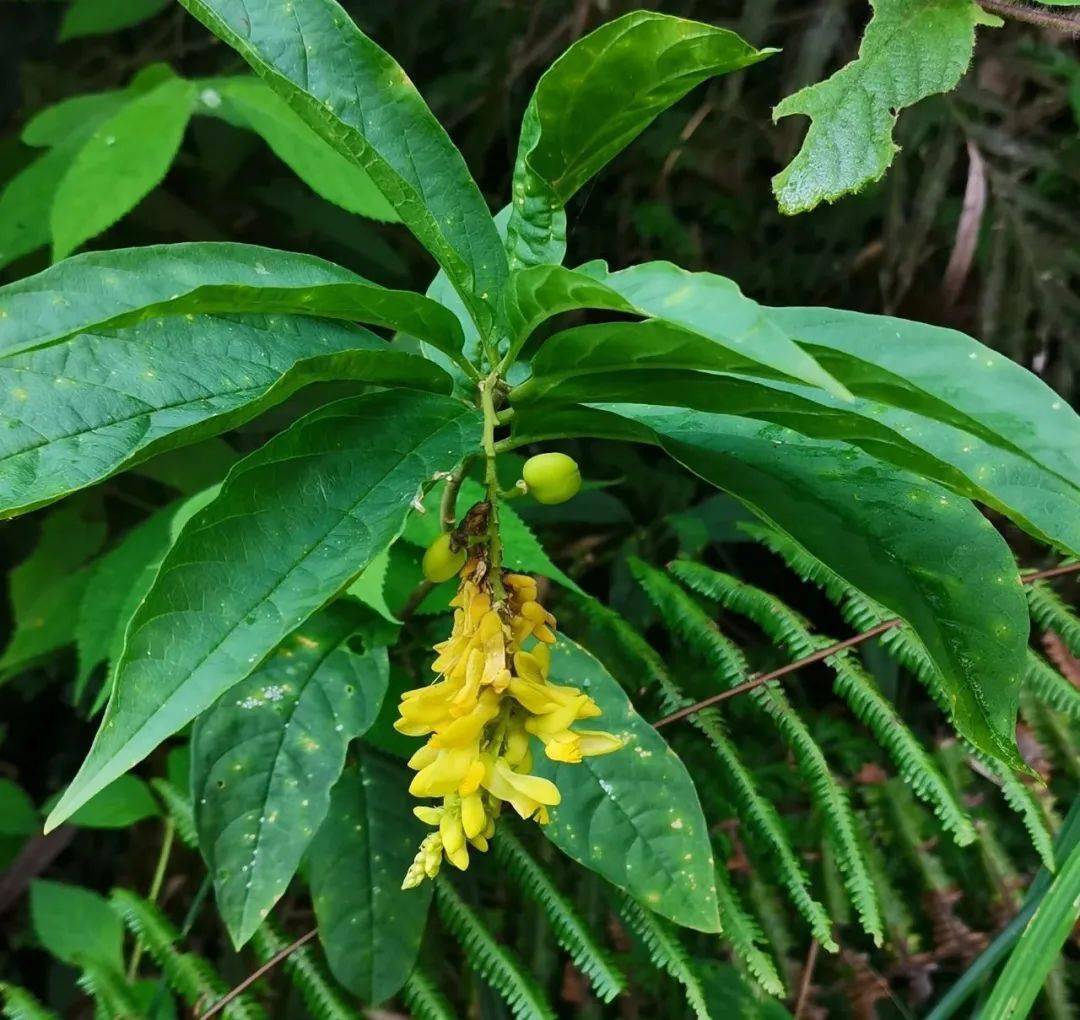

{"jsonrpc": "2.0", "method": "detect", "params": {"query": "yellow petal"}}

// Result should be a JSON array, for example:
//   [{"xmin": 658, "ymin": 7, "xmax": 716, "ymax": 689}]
[
  {"xmin": 461, "ymin": 792, "xmax": 486, "ymax": 838},
  {"xmin": 576, "ymin": 730, "xmax": 624, "ymax": 757},
  {"xmin": 439, "ymin": 811, "xmax": 465, "ymax": 854}
]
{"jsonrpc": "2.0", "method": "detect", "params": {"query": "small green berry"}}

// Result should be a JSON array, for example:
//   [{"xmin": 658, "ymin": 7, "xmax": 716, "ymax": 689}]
[
  {"xmin": 423, "ymin": 532, "xmax": 466, "ymax": 583},
  {"xmin": 523, "ymin": 452, "xmax": 581, "ymax": 505}
]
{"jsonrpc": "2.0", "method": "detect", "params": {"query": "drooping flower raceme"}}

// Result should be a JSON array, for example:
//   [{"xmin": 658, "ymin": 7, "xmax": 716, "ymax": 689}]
[{"xmin": 396, "ymin": 561, "xmax": 622, "ymax": 887}]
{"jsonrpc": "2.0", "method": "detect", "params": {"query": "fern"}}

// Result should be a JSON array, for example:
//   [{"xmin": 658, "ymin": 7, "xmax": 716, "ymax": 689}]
[
  {"xmin": 434, "ymin": 877, "xmax": 556, "ymax": 1020},
  {"xmin": 251, "ymin": 921, "xmax": 360, "ymax": 1020},
  {"xmin": 612, "ymin": 891, "xmax": 712, "ymax": 1020},
  {"xmin": 494, "ymin": 829, "xmax": 626, "ymax": 1003},
  {"xmin": 0, "ymin": 984, "xmax": 57, "ymax": 1020},
  {"xmin": 75, "ymin": 961, "xmax": 144, "ymax": 1020},
  {"xmin": 711, "ymin": 854, "xmax": 785, "ymax": 997},
  {"xmin": 1027, "ymin": 580, "xmax": 1080, "ymax": 658},
  {"xmin": 401, "ymin": 965, "xmax": 457, "ymax": 1020},
  {"xmin": 1019, "ymin": 690, "xmax": 1080, "ymax": 782},
  {"xmin": 670, "ymin": 560, "xmax": 975, "ymax": 847},
  {"xmin": 1024, "ymin": 650, "xmax": 1080, "ymax": 721},
  {"xmin": 631, "ymin": 559, "xmax": 882, "ymax": 945},
  {"xmin": 572, "ymin": 594, "xmax": 836, "ymax": 951},
  {"xmin": 976, "ymin": 754, "xmax": 1056, "ymax": 872},
  {"xmin": 109, "ymin": 890, "xmax": 266, "ymax": 1020},
  {"xmin": 856, "ymin": 812, "xmax": 915, "ymax": 950},
  {"xmin": 149, "ymin": 778, "xmax": 198, "ymax": 848}
]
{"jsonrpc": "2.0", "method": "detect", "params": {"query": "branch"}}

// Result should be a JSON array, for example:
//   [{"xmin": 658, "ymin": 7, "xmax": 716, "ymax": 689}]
[
  {"xmin": 197, "ymin": 928, "xmax": 317, "ymax": 1018},
  {"xmin": 654, "ymin": 561, "xmax": 1080, "ymax": 729},
  {"xmin": 979, "ymin": 0, "xmax": 1080, "ymax": 35}
]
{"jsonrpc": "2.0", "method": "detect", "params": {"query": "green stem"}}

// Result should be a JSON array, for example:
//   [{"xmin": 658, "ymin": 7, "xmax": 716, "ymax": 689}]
[
  {"xmin": 127, "ymin": 816, "xmax": 175, "ymax": 981},
  {"xmin": 440, "ymin": 458, "xmax": 472, "ymax": 531},
  {"xmin": 479, "ymin": 374, "xmax": 506, "ymax": 602}
]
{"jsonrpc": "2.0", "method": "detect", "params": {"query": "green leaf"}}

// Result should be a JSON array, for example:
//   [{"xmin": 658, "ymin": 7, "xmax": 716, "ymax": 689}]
[
  {"xmin": 212, "ymin": 77, "xmax": 398, "ymax": 222},
  {"xmin": 980, "ymin": 837, "xmax": 1080, "ymax": 1019},
  {"xmin": 0, "ymin": 982, "xmax": 59, "ymax": 1020},
  {"xmin": 0, "ymin": 780, "xmax": 39, "ymax": 837},
  {"xmin": 506, "ymin": 11, "xmax": 769, "ymax": 267},
  {"xmin": 46, "ymin": 390, "xmax": 480, "ymax": 831},
  {"xmin": 76, "ymin": 506, "xmax": 177, "ymax": 698},
  {"xmin": 508, "ymin": 262, "xmax": 844, "ymax": 397},
  {"xmin": 535, "ymin": 636, "xmax": 720, "ymax": 933},
  {"xmin": 22, "ymin": 90, "xmax": 130, "ymax": 148},
  {"xmin": 59, "ymin": 0, "xmax": 171, "ymax": 40},
  {"xmin": 517, "ymin": 403, "xmax": 1029, "ymax": 766},
  {"xmin": 30, "ymin": 880, "xmax": 124, "ymax": 971},
  {"xmin": 61, "ymin": 775, "xmax": 160, "ymax": 828},
  {"xmin": 770, "ymin": 306, "xmax": 1080, "ymax": 496},
  {"xmin": 177, "ymin": 0, "xmax": 507, "ymax": 331},
  {"xmin": 0, "ymin": 499, "xmax": 105, "ymax": 680},
  {"xmin": 772, "ymin": 0, "xmax": 999, "ymax": 213},
  {"xmin": 518, "ymin": 367, "xmax": 1080, "ymax": 557},
  {"xmin": 51, "ymin": 73, "xmax": 196, "ymax": 259},
  {"xmin": 0, "ymin": 313, "xmax": 451, "ymax": 519},
  {"xmin": 192, "ymin": 604, "xmax": 388, "ymax": 947},
  {"xmin": 0, "ymin": 241, "xmax": 465, "ymax": 365},
  {"xmin": 307, "ymin": 750, "xmax": 432, "ymax": 1003}
]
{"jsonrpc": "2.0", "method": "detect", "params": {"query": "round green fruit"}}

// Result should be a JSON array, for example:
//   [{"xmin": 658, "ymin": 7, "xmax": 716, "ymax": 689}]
[
  {"xmin": 523, "ymin": 452, "xmax": 582, "ymax": 505},
  {"xmin": 422, "ymin": 532, "xmax": 466, "ymax": 583}
]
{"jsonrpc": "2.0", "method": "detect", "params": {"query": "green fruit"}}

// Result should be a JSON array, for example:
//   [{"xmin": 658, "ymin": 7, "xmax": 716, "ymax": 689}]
[
  {"xmin": 523, "ymin": 452, "xmax": 582, "ymax": 505},
  {"xmin": 422, "ymin": 532, "xmax": 466, "ymax": 583}
]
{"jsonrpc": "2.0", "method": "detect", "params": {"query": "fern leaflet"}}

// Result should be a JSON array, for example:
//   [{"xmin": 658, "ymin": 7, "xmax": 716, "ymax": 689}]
[
  {"xmin": 434, "ymin": 878, "xmax": 556, "ymax": 1020},
  {"xmin": 402, "ymin": 965, "xmax": 457, "ymax": 1020},
  {"xmin": 75, "ymin": 961, "xmax": 144, "ymax": 1020},
  {"xmin": 494, "ymin": 829, "xmax": 625, "ymax": 1002},
  {"xmin": 670, "ymin": 560, "xmax": 975, "ymax": 846},
  {"xmin": 251, "ymin": 921, "xmax": 361, "ymax": 1020},
  {"xmin": 1027, "ymin": 580, "xmax": 1080, "ymax": 658},
  {"xmin": 0, "ymin": 984, "xmax": 58, "ymax": 1020},
  {"xmin": 109, "ymin": 890, "xmax": 266, "ymax": 1020},
  {"xmin": 976, "ymin": 753, "xmax": 1056, "ymax": 872},
  {"xmin": 632, "ymin": 559, "xmax": 882, "ymax": 945},
  {"xmin": 711, "ymin": 859, "xmax": 785, "ymax": 997},
  {"xmin": 149, "ymin": 778, "xmax": 197, "ymax": 849},
  {"xmin": 1024, "ymin": 651, "xmax": 1080, "ymax": 721},
  {"xmin": 612, "ymin": 891, "xmax": 712, "ymax": 1020}
]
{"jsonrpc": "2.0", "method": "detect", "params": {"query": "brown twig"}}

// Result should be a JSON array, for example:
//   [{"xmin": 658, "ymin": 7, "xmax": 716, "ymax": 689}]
[
  {"xmin": 978, "ymin": 0, "xmax": 1080, "ymax": 35},
  {"xmin": 196, "ymin": 928, "xmax": 317, "ymax": 1018},
  {"xmin": 793, "ymin": 939, "xmax": 821, "ymax": 1019},
  {"xmin": 654, "ymin": 561, "xmax": 1080, "ymax": 729}
]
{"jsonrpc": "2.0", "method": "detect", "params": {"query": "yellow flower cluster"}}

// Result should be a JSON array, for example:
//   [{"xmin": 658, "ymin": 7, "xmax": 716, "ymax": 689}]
[{"xmin": 396, "ymin": 564, "xmax": 621, "ymax": 887}]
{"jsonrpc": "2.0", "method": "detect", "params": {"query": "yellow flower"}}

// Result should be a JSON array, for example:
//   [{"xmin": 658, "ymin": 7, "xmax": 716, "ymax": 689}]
[{"xmin": 397, "ymin": 557, "xmax": 622, "ymax": 888}]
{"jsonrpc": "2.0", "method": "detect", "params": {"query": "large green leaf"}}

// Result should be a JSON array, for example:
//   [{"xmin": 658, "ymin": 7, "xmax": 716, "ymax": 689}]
[
  {"xmin": 45, "ymin": 390, "xmax": 481, "ymax": 831},
  {"xmin": 512, "ymin": 404, "xmax": 1029, "ymax": 766},
  {"xmin": 514, "ymin": 369, "xmax": 1080, "ymax": 557},
  {"xmin": 192, "ymin": 604, "xmax": 388, "ymax": 947},
  {"xmin": 0, "ymin": 313, "xmax": 450, "ymax": 519},
  {"xmin": 534, "ymin": 636, "xmax": 720, "ymax": 933},
  {"xmin": 505, "ymin": 11, "xmax": 769, "ymax": 267},
  {"xmin": 214, "ymin": 76, "xmax": 398, "ymax": 222},
  {"xmin": 307, "ymin": 750, "xmax": 432, "ymax": 1003},
  {"xmin": 59, "ymin": 0, "xmax": 171, "ymax": 40},
  {"xmin": 508, "ymin": 262, "xmax": 844, "ymax": 397},
  {"xmin": 30, "ymin": 881, "xmax": 124, "ymax": 972},
  {"xmin": 771, "ymin": 306, "xmax": 1080, "ymax": 495},
  {"xmin": 178, "ymin": 0, "xmax": 506, "ymax": 331},
  {"xmin": 0, "ymin": 780, "xmax": 39, "ymax": 837},
  {"xmin": 0, "ymin": 242, "xmax": 465, "ymax": 364},
  {"xmin": 51, "ymin": 72, "xmax": 196, "ymax": 259},
  {"xmin": 772, "ymin": 0, "xmax": 998, "ymax": 213}
]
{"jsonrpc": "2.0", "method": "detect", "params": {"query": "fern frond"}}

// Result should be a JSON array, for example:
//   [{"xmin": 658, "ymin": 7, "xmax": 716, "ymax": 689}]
[
  {"xmin": 401, "ymin": 965, "xmax": 457, "ymax": 1020},
  {"xmin": 251, "ymin": 921, "xmax": 360, "ymax": 1020},
  {"xmin": 149, "ymin": 778, "xmax": 197, "ymax": 848},
  {"xmin": 0, "ymin": 983, "xmax": 58, "ymax": 1020},
  {"xmin": 76, "ymin": 961, "xmax": 144, "ymax": 1020},
  {"xmin": 433, "ymin": 878, "xmax": 555, "ymax": 1020},
  {"xmin": 1027, "ymin": 580, "xmax": 1080, "ymax": 658},
  {"xmin": 644, "ymin": 561, "xmax": 882, "ymax": 945},
  {"xmin": 611, "ymin": 891, "xmax": 711, "ymax": 1020},
  {"xmin": 109, "ymin": 890, "xmax": 266, "ymax": 1020},
  {"xmin": 856, "ymin": 812, "xmax": 915, "ymax": 949},
  {"xmin": 570, "ymin": 593, "xmax": 836, "ymax": 949},
  {"xmin": 712, "ymin": 861, "xmax": 785, "ymax": 997},
  {"xmin": 670, "ymin": 560, "xmax": 975, "ymax": 847},
  {"xmin": 976, "ymin": 754, "xmax": 1056, "ymax": 872},
  {"xmin": 1019, "ymin": 691, "xmax": 1080, "ymax": 782},
  {"xmin": 1024, "ymin": 651, "xmax": 1080, "ymax": 721},
  {"xmin": 867, "ymin": 781, "xmax": 950, "ymax": 892},
  {"xmin": 493, "ymin": 830, "xmax": 625, "ymax": 1003}
]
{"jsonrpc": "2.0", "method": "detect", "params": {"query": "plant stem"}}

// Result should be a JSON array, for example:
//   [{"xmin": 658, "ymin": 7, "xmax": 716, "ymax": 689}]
[
  {"xmin": 440, "ymin": 460, "xmax": 471, "ymax": 531},
  {"xmin": 479, "ymin": 374, "xmax": 506, "ymax": 601},
  {"xmin": 978, "ymin": 0, "xmax": 1080, "ymax": 35},
  {"xmin": 127, "ymin": 816, "xmax": 175, "ymax": 981}
]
